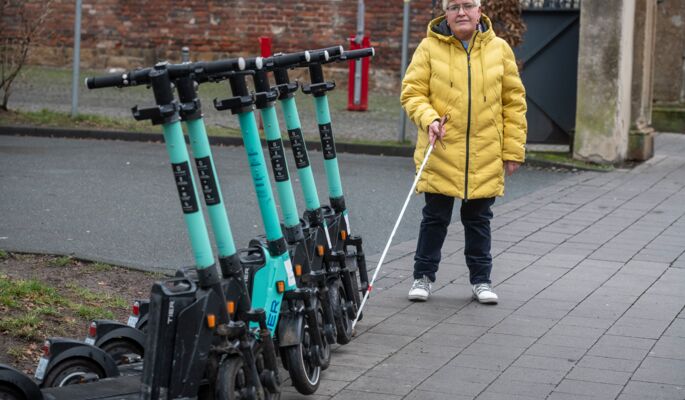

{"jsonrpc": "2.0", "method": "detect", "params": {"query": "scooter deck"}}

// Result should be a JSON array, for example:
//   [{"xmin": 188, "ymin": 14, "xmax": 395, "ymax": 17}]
[{"xmin": 41, "ymin": 374, "xmax": 140, "ymax": 400}]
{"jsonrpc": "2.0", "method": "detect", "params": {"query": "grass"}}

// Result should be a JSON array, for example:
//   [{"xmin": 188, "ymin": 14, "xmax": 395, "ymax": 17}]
[
  {"xmin": 0, "ymin": 250, "xmax": 7, "ymax": 260},
  {"xmin": 48, "ymin": 255, "xmax": 73, "ymax": 268},
  {"xmin": 65, "ymin": 283, "xmax": 129, "ymax": 310}
]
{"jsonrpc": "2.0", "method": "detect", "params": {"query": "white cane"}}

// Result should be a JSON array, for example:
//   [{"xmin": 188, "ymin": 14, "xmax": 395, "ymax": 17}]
[{"xmin": 352, "ymin": 140, "xmax": 437, "ymax": 330}]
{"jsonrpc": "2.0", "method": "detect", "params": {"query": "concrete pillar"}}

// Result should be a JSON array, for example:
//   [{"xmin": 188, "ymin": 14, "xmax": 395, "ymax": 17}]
[
  {"xmin": 574, "ymin": 0, "xmax": 636, "ymax": 164},
  {"xmin": 628, "ymin": 0, "xmax": 657, "ymax": 161}
]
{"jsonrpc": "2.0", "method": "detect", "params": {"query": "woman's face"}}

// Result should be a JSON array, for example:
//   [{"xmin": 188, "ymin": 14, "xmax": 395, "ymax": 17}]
[{"xmin": 445, "ymin": 1, "xmax": 481, "ymax": 41}]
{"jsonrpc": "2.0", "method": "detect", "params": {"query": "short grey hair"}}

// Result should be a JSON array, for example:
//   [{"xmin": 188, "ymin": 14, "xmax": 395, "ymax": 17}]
[{"xmin": 442, "ymin": 0, "xmax": 481, "ymax": 10}]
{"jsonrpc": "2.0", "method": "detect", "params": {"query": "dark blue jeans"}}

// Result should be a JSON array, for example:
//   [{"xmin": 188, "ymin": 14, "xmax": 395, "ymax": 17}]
[{"xmin": 413, "ymin": 193, "xmax": 495, "ymax": 285}]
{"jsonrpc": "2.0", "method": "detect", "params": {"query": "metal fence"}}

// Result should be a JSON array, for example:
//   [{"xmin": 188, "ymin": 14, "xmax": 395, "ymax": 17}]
[{"xmin": 520, "ymin": 0, "xmax": 581, "ymax": 9}]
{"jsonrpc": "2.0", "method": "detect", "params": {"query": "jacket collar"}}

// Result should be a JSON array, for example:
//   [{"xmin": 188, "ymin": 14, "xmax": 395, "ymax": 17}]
[{"xmin": 428, "ymin": 14, "xmax": 495, "ymax": 46}]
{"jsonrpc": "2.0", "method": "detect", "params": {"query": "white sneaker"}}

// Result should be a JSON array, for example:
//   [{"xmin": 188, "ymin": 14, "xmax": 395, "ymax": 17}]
[
  {"xmin": 472, "ymin": 283, "xmax": 498, "ymax": 304},
  {"xmin": 408, "ymin": 276, "xmax": 432, "ymax": 301}
]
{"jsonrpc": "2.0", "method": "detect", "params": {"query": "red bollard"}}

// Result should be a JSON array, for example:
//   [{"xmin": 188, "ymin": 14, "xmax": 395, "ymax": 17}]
[
  {"xmin": 259, "ymin": 36, "xmax": 272, "ymax": 57},
  {"xmin": 347, "ymin": 35, "xmax": 371, "ymax": 111}
]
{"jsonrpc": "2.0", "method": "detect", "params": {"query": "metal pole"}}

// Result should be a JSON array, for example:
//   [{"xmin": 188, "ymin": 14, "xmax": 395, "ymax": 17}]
[
  {"xmin": 70, "ymin": 0, "xmax": 82, "ymax": 117},
  {"xmin": 181, "ymin": 46, "xmax": 190, "ymax": 62},
  {"xmin": 354, "ymin": 0, "xmax": 364, "ymax": 105},
  {"xmin": 398, "ymin": 0, "xmax": 411, "ymax": 142}
]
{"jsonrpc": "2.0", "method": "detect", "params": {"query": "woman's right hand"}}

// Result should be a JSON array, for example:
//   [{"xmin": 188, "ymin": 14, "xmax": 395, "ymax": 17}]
[{"xmin": 428, "ymin": 118, "xmax": 446, "ymax": 146}]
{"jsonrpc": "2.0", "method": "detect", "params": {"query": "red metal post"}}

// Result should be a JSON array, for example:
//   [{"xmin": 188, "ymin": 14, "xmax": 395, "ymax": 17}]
[{"xmin": 258, "ymin": 36, "xmax": 272, "ymax": 57}]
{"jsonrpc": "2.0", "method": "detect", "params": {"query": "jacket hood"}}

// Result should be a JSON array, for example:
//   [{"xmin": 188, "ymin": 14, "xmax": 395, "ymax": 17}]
[{"xmin": 427, "ymin": 14, "xmax": 495, "ymax": 45}]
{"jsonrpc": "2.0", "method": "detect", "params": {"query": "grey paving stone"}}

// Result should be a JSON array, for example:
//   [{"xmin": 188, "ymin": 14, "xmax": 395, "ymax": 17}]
[
  {"xmin": 565, "ymin": 366, "xmax": 632, "ymax": 385},
  {"xmin": 416, "ymin": 376, "xmax": 489, "ymax": 396},
  {"xmin": 320, "ymin": 364, "xmax": 368, "ymax": 382},
  {"xmin": 445, "ymin": 309, "xmax": 510, "ymax": 328},
  {"xmin": 486, "ymin": 377, "xmax": 556, "ymax": 398},
  {"xmin": 663, "ymin": 318, "xmax": 685, "ymax": 338},
  {"xmin": 648, "ymin": 336, "xmax": 685, "ymax": 360},
  {"xmin": 382, "ymin": 351, "xmax": 448, "ymax": 372},
  {"xmin": 448, "ymin": 353, "xmax": 513, "ymax": 372},
  {"xmin": 351, "ymin": 332, "xmax": 415, "ymax": 348},
  {"xmin": 594, "ymin": 334, "xmax": 656, "ymax": 350},
  {"xmin": 490, "ymin": 315, "xmax": 557, "ymax": 337},
  {"xmin": 474, "ymin": 332, "xmax": 539, "ymax": 348},
  {"xmin": 514, "ymin": 299, "xmax": 576, "ymax": 320},
  {"xmin": 525, "ymin": 343, "xmax": 588, "ymax": 361},
  {"xmin": 549, "ymin": 323, "xmax": 606, "ymax": 339},
  {"xmin": 554, "ymin": 379, "xmax": 623, "ymax": 398},
  {"xmin": 498, "ymin": 366, "xmax": 567, "ymax": 384},
  {"xmin": 329, "ymin": 351, "xmax": 386, "ymax": 369},
  {"xmin": 365, "ymin": 363, "xmax": 434, "ymax": 383},
  {"xmin": 330, "ymin": 389, "xmax": 401, "ymax": 400},
  {"xmin": 559, "ymin": 316, "xmax": 615, "ymax": 330},
  {"xmin": 618, "ymin": 380, "xmax": 685, "ymax": 400},
  {"xmin": 607, "ymin": 317, "xmax": 672, "ymax": 339},
  {"xmin": 348, "ymin": 375, "xmax": 415, "ymax": 396},
  {"xmin": 404, "ymin": 389, "xmax": 473, "ymax": 400},
  {"xmin": 632, "ymin": 357, "xmax": 685, "ymax": 385},
  {"xmin": 477, "ymin": 392, "xmax": 546, "ymax": 400},
  {"xmin": 512, "ymin": 355, "xmax": 576, "ymax": 372},
  {"xmin": 462, "ymin": 343, "xmax": 527, "ymax": 361},
  {"xmin": 546, "ymin": 392, "xmax": 597, "ymax": 400},
  {"xmin": 576, "ymin": 355, "xmax": 641, "ymax": 373},
  {"xmin": 536, "ymin": 333, "xmax": 598, "ymax": 349}
]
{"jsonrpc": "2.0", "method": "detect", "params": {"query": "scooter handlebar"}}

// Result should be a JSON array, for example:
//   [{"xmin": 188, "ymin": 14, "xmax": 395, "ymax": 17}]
[
  {"xmin": 313, "ymin": 45, "xmax": 344, "ymax": 59},
  {"xmin": 271, "ymin": 50, "xmax": 311, "ymax": 69},
  {"xmin": 85, "ymin": 69, "xmax": 147, "ymax": 89},
  {"xmin": 340, "ymin": 47, "xmax": 375, "ymax": 61},
  {"xmin": 85, "ymin": 57, "xmax": 245, "ymax": 89}
]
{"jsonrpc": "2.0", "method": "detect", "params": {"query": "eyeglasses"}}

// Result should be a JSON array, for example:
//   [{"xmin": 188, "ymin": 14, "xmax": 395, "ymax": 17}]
[{"xmin": 445, "ymin": 3, "xmax": 477, "ymax": 12}]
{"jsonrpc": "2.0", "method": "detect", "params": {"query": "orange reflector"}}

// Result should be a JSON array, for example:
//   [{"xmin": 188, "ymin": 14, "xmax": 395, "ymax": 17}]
[
  {"xmin": 341, "ymin": 230, "xmax": 347, "ymax": 241},
  {"xmin": 294, "ymin": 264, "xmax": 302, "ymax": 277},
  {"xmin": 276, "ymin": 281, "xmax": 285, "ymax": 293},
  {"xmin": 207, "ymin": 314, "xmax": 216, "ymax": 329},
  {"xmin": 227, "ymin": 301, "xmax": 236, "ymax": 315},
  {"xmin": 317, "ymin": 245, "xmax": 324, "ymax": 256}
]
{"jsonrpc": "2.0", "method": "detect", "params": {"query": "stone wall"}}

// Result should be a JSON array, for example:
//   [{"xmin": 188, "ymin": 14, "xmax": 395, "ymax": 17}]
[{"xmin": 654, "ymin": 0, "xmax": 685, "ymax": 103}]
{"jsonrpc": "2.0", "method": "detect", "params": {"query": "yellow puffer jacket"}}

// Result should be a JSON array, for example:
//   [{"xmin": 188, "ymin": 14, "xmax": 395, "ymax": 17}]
[{"xmin": 401, "ymin": 14, "xmax": 527, "ymax": 200}]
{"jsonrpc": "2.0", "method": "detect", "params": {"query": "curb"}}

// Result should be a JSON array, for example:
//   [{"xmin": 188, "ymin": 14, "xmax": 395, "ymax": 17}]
[{"xmin": 0, "ymin": 124, "xmax": 415, "ymax": 158}]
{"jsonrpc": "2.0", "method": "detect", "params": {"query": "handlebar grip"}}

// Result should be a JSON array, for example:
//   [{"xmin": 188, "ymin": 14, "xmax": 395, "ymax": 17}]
[
  {"xmin": 271, "ymin": 51, "xmax": 310, "ymax": 69},
  {"xmin": 307, "ymin": 50, "xmax": 329, "ymax": 64},
  {"xmin": 202, "ymin": 57, "xmax": 246, "ymax": 75},
  {"xmin": 313, "ymin": 45, "xmax": 344, "ymax": 58},
  {"xmin": 85, "ymin": 73, "xmax": 127, "ymax": 89},
  {"xmin": 340, "ymin": 47, "xmax": 375, "ymax": 61},
  {"xmin": 243, "ymin": 56, "xmax": 264, "ymax": 71}
]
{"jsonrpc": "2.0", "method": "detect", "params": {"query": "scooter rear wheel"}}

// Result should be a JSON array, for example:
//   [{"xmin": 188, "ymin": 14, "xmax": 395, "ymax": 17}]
[
  {"xmin": 284, "ymin": 318, "xmax": 321, "ymax": 394},
  {"xmin": 0, "ymin": 384, "xmax": 24, "ymax": 400},
  {"xmin": 215, "ymin": 356, "xmax": 254, "ymax": 400},
  {"xmin": 329, "ymin": 280, "xmax": 353, "ymax": 345},
  {"xmin": 42, "ymin": 358, "xmax": 104, "ymax": 387},
  {"xmin": 100, "ymin": 339, "xmax": 143, "ymax": 365},
  {"xmin": 253, "ymin": 343, "xmax": 280, "ymax": 400}
]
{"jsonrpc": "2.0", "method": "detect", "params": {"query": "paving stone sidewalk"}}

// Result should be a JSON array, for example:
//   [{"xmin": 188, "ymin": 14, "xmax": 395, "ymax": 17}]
[{"xmin": 285, "ymin": 133, "xmax": 685, "ymax": 400}]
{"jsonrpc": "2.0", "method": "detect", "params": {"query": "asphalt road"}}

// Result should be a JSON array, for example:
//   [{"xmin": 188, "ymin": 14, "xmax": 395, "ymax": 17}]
[{"xmin": 0, "ymin": 135, "xmax": 577, "ymax": 272}]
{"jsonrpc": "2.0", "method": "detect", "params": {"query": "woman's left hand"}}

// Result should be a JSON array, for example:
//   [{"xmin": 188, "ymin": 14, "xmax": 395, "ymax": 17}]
[{"xmin": 504, "ymin": 161, "xmax": 521, "ymax": 176}]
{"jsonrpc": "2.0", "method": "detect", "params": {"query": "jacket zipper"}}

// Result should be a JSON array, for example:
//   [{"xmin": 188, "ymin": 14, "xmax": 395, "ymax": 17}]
[{"xmin": 465, "ymin": 49, "xmax": 472, "ymax": 201}]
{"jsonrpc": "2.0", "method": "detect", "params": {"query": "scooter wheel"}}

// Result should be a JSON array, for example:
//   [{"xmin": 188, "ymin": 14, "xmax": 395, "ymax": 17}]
[
  {"xmin": 316, "ymin": 303, "xmax": 331, "ymax": 371},
  {"xmin": 253, "ymin": 343, "xmax": 280, "ymax": 400},
  {"xmin": 42, "ymin": 358, "xmax": 104, "ymax": 387},
  {"xmin": 328, "ymin": 280, "xmax": 353, "ymax": 345},
  {"xmin": 215, "ymin": 356, "xmax": 257, "ymax": 400},
  {"xmin": 100, "ymin": 339, "xmax": 143, "ymax": 365},
  {"xmin": 284, "ymin": 318, "xmax": 321, "ymax": 395},
  {"xmin": 0, "ymin": 383, "xmax": 24, "ymax": 400}
]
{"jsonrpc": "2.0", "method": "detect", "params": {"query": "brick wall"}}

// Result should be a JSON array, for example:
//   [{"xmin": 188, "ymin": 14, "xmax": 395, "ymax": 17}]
[{"xmin": 4, "ymin": 0, "xmax": 440, "ymax": 91}]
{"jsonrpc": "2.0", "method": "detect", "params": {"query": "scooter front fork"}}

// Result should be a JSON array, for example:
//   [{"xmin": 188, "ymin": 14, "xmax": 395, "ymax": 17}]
[
  {"xmin": 283, "ymin": 288, "xmax": 325, "ymax": 367},
  {"xmin": 246, "ymin": 309, "xmax": 281, "ymax": 393},
  {"xmin": 346, "ymin": 235, "xmax": 369, "ymax": 299},
  {"xmin": 308, "ymin": 270, "xmax": 337, "ymax": 344}
]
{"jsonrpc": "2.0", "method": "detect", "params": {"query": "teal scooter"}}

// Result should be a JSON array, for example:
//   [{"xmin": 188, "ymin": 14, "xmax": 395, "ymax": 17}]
[
  {"xmin": 298, "ymin": 46, "xmax": 375, "ymax": 309},
  {"xmin": 214, "ymin": 66, "xmax": 325, "ymax": 395},
  {"xmin": 87, "ymin": 59, "xmax": 271, "ymax": 400}
]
